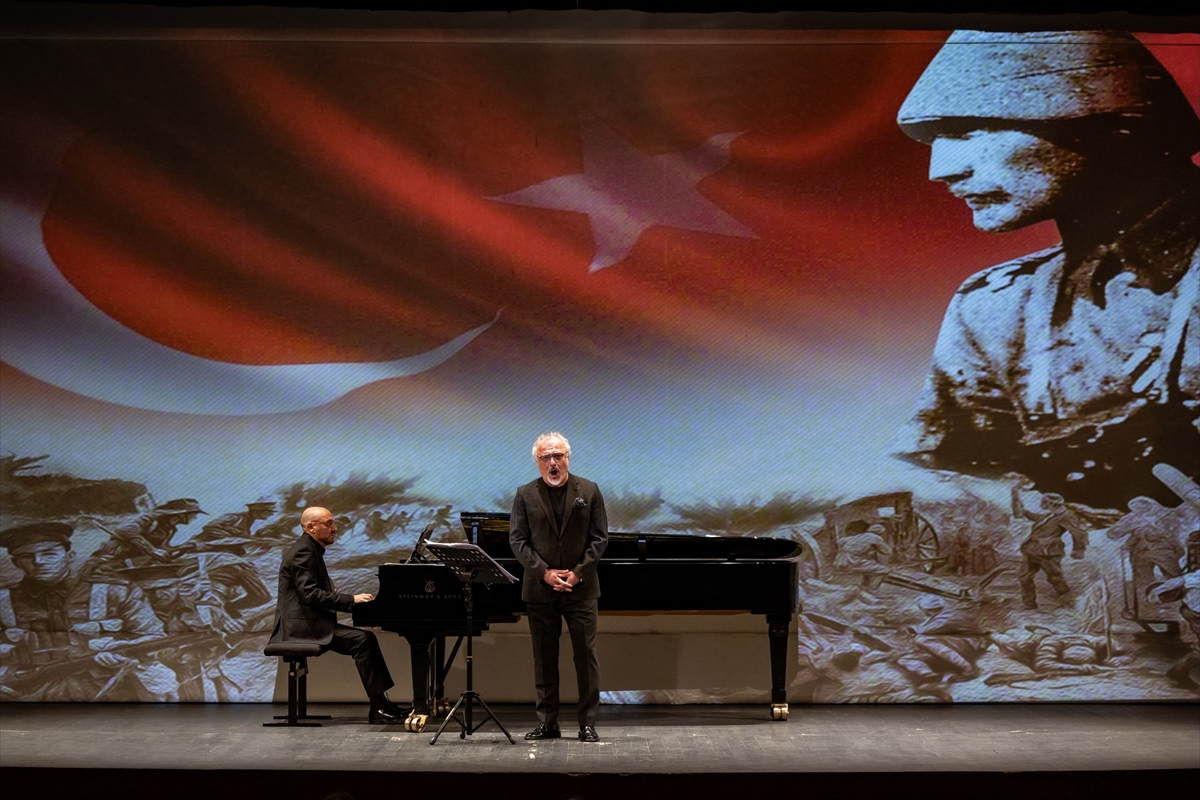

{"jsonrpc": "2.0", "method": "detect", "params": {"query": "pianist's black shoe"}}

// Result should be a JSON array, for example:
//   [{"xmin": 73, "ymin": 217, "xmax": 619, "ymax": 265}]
[
  {"xmin": 524, "ymin": 722, "xmax": 561, "ymax": 740},
  {"xmin": 579, "ymin": 725, "xmax": 599, "ymax": 742},
  {"xmin": 368, "ymin": 698, "xmax": 405, "ymax": 724}
]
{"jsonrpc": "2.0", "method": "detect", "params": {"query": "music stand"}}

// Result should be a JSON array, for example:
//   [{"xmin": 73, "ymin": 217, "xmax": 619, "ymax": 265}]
[{"xmin": 425, "ymin": 542, "xmax": 518, "ymax": 745}]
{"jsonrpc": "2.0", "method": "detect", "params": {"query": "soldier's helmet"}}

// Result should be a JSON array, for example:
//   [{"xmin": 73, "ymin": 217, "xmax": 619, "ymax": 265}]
[
  {"xmin": 153, "ymin": 497, "xmax": 206, "ymax": 516},
  {"xmin": 245, "ymin": 501, "xmax": 277, "ymax": 513},
  {"xmin": 0, "ymin": 521, "xmax": 73, "ymax": 554},
  {"xmin": 897, "ymin": 30, "xmax": 1200, "ymax": 154}
]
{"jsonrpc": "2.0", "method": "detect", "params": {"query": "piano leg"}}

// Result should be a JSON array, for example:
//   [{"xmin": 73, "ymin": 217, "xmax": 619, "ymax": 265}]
[
  {"xmin": 405, "ymin": 638, "xmax": 434, "ymax": 733},
  {"xmin": 767, "ymin": 614, "xmax": 790, "ymax": 720},
  {"xmin": 433, "ymin": 636, "xmax": 448, "ymax": 716}
]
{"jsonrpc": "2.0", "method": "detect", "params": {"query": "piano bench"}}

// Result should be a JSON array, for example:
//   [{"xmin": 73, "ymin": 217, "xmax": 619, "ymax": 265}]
[{"xmin": 263, "ymin": 643, "xmax": 330, "ymax": 727}]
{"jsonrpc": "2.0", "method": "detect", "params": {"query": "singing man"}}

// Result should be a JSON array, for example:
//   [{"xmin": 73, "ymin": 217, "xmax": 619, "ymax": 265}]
[{"xmin": 509, "ymin": 432, "xmax": 609, "ymax": 742}]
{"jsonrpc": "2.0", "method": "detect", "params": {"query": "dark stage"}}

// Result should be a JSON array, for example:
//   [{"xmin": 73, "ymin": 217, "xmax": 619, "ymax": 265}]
[{"xmin": 2, "ymin": 702, "xmax": 1197, "ymax": 799}]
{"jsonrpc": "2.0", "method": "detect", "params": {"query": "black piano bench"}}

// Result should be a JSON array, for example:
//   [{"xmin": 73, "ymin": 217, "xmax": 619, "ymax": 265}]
[{"xmin": 263, "ymin": 642, "xmax": 331, "ymax": 727}]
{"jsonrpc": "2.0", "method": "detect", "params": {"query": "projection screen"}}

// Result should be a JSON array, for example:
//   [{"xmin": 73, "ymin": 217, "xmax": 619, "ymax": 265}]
[{"xmin": 1, "ymin": 24, "xmax": 1197, "ymax": 703}]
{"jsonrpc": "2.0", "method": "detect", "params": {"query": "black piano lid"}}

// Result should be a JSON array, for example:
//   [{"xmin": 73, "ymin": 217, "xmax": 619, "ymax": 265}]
[{"xmin": 458, "ymin": 511, "xmax": 801, "ymax": 561}]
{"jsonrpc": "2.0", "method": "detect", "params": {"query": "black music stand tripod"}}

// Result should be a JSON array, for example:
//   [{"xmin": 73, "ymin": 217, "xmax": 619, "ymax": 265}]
[{"xmin": 425, "ymin": 542, "xmax": 518, "ymax": 745}]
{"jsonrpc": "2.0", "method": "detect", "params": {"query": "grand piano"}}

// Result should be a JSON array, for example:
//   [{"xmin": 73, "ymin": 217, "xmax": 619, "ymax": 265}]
[{"xmin": 353, "ymin": 512, "xmax": 802, "ymax": 730}]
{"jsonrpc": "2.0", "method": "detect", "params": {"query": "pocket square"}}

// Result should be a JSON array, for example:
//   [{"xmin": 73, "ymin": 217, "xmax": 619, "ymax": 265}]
[{"xmin": 574, "ymin": 497, "xmax": 588, "ymax": 507}]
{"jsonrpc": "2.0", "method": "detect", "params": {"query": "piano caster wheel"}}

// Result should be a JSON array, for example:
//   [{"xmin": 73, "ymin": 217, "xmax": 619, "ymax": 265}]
[
  {"xmin": 771, "ymin": 703, "xmax": 789, "ymax": 721},
  {"xmin": 433, "ymin": 699, "xmax": 451, "ymax": 716},
  {"xmin": 405, "ymin": 714, "xmax": 428, "ymax": 732}
]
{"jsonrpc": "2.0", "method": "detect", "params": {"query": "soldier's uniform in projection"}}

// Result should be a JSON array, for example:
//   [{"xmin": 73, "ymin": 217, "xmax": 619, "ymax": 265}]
[
  {"xmin": 129, "ymin": 549, "xmax": 273, "ymax": 701},
  {"xmin": 85, "ymin": 498, "xmax": 206, "ymax": 573},
  {"xmin": 1106, "ymin": 502, "xmax": 1185, "ymax": 591},
  {"xmin": 833, "ymin": 529, "xmax": 892, "ymax": 589},
  {"xmin": 896, "ymin": 599, "xmax": 991, "ymax": 685},
  {"xmin": 0, "ymin": 523, "xmax": 176, "ymax": 701},
  {"xmin": 892, "ymin": 31, "xmax": 1200, "ymax": 509},
  {"xmin": 104, "ymin": 501, "xmax": 272, "ymax": 701},
  {"xmin": 188, "ymin": 501, "xmax": 276, "ymax": 552},
  {"xmin": 1015, "ymin": 497, "xmax": 1089, "ymax": 609},
  {"xmin": 992, "ymin": 626, "xmax": 1115, "ymax": 677},
  {"xmin": 1148, "ymin": 530, "xmax": 1200, "ymax": 690}
]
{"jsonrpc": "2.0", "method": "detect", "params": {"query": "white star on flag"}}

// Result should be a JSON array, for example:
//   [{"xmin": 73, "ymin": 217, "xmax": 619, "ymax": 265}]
[{"xmin": 489, "ymin": 119, "xmax": 756, "ymax": 272}]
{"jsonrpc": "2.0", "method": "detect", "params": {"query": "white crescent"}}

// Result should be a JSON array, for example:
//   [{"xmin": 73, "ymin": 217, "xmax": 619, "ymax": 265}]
[{"xmin": 0, "ymin": 140, "xmax": 496, "ymax": 417}]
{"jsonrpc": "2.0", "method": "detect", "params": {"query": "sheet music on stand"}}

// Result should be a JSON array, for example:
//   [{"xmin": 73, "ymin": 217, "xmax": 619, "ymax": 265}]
[{"xmin": 425, "ymin": 542, "xmax": 518, "ymax": 585}]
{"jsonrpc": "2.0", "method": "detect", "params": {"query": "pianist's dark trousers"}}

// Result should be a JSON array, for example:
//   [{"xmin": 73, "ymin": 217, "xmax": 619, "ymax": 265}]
[
  {"xmin": 325, "ymin": 624, "xmax": 394, "ymax": 698},
  {"xmin": 527, "ymin": 595, "xmax": 600, "ymax": 727}
]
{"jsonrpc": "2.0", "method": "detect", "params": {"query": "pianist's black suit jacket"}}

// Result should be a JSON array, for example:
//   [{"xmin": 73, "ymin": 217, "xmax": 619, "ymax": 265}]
[
  {"xmin": 509, "ymin": 474, "xmax": 608, "ymax": 604},
  {"xmin": 268, "ymin": 533, "xmax": 354, "ymax": 645}
]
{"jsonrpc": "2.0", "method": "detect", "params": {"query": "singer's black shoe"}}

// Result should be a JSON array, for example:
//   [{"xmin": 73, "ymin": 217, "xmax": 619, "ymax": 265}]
[
  {"xmin": 524, "ymin": 722, "xmax": 561, "ymax": 740},
  {"xmin": 579, "ymin": 725, "xmax": 600, "ymax": 742},
  {"xmin": 368, "ymin": 700, "xmax": 404, "ymax": 724}
]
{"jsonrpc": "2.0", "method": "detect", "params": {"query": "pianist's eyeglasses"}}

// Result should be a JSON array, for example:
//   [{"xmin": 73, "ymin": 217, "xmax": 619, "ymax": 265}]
[{"xmin": 537, "ymin": 452, "xmax": 568, "ymax": 463}]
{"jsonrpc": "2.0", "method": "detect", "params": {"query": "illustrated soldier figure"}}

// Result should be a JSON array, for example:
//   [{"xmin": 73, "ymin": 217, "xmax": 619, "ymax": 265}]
[
  {"xmin": 892, "ymin": 31, "xmax": 1200, "ymax": 509},
  {"xmin": 1107, "ymin": 497, "xmax": 1185, "ymax": 591},
  {"xmin": 362, "ymin": 508, "xmax": 411, "ymax": 542},
  {"xmin": 990, "ymin": 624, "xmax": 1122, "ymax": 684},
  {"xmin": 895, "ymin": 595, "xmax": 991, "ymax": 685},
  {"xmin": 362, "ymin": 510, "xmax": 390, "ymax": 542},
  {"xmin": 0, "ymin": 522, "xmax": 176, "ymax": 701},
  {"xmin": 85, "ymin": 497, "xmax": 205, "ymax": 572},
  {"xmin": 132, "ymin": 550, "xmax": 273, "ymax": 702},
  {"xmin": 1011, "ymin": 482, "xmax": 1089, "ymax": 609},
  {"xmin": 1149, "ymin": 530, "xmax": 1200, "ymax": 691},
  {"xmin": 833, "ymin": 523, "xmax": 893, "ymax": 590},
  {"xmin": 188, "ymin": 500, "xmax": 276, "ymax": 551},
  {"xmin": 429, "ymin": 504, "xmax": 455, "ymax": 537}
]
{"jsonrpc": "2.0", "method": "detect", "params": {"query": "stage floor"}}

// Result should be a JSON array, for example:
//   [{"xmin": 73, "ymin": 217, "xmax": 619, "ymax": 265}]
[{"xmin": 2, "ymin": 701, "xmax": 1198, "ymax": 774}]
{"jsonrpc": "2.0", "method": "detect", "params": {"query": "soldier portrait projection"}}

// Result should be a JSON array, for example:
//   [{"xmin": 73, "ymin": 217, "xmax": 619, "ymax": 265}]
[{"xmin": 1, "ymin": 29, "xmax": 1197, "ymax": 703}]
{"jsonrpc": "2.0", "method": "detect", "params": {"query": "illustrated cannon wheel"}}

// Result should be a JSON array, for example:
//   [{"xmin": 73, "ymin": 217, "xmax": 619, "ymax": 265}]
[{"xmin": 913, "ymin": 513, "xmax": 939, "ymax": 572}]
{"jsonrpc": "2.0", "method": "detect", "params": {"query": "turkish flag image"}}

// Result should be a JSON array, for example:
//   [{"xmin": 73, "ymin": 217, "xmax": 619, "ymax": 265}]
[
  {"xmin": 4, "ymin": 34, "xmax": 1045, "ymax": 387},
  {"xmin": 0, "ymin": 31, "xmax": 1196, "ymax": 500}
]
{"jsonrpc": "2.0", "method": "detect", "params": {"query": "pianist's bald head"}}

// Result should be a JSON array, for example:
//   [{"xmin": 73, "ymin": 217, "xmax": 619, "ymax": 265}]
[
  {"xmin": 301, "ymin": 506, "xmax": 338, "ymax": 547},
  {"xmin": 300, "ymin": 506, "xmax": 328, "ymax": 526}
]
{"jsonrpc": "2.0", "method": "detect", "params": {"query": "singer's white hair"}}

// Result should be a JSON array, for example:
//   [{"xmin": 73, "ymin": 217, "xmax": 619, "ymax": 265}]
[{"xmin": 531, "ymin": 432, "xmax": 571, "ymax": 460}]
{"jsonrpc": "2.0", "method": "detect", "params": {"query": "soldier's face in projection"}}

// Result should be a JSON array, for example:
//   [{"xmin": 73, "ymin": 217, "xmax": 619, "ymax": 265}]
[
  {"xmin": 536, "ymin": 439, "xmax": 570, "ymax": 487},
  {"xmin": 12, "ymin": 542, "xmax": 71, "ymax": 583},
  {"xmin": 929, "ymin": 129, "xmax": 1086, "ymax": 232},
  {"xmin": 162, "ymin": 512, "xmax": 199, "ymax": 534}
]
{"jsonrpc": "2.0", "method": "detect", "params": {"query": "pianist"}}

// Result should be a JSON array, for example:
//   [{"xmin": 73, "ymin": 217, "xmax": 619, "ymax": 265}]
[
  {"xmin": 267, "ymin": 506, "xmax": 403, "ymax": 723},
  {"xmin": 509, "ymin": 432, "xmax": 609, "ymax": 743}
]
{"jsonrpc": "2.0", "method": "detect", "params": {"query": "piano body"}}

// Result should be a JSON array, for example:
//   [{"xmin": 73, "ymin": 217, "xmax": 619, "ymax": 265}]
[{"xmin": 352, "ymin": 512, "xmax": 802, "ymax": 730}]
